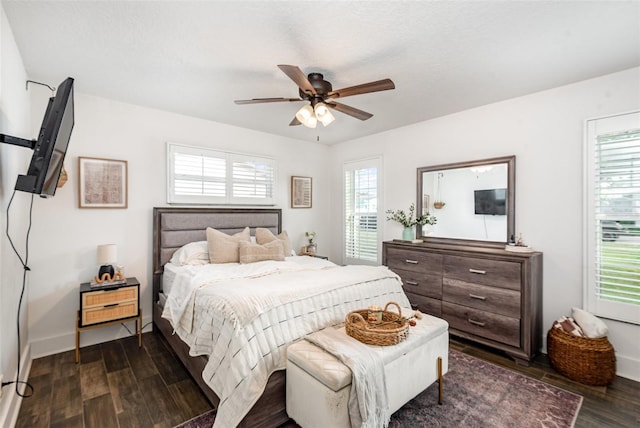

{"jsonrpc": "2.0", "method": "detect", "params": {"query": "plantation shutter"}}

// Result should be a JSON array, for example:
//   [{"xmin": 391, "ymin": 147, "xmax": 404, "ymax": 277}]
[
  {"xmin": 585, "ymin": 111, "xmax": 640, "ymax": 324},
  {"xmin": 344, "ymin": 157, "xmax": 382, "ymax": 264},
  {"xmin": 167, "ymin": 143, "xmax": 275, "ymax": 205},
  {"xmin": 230, "ymin": 154, "xmax": 275, "ymax": 204}
]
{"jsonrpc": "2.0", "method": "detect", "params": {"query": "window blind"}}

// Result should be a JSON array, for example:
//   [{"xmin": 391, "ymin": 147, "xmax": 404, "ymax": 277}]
[
  {"xmin": 586, "ymin": 112, "xmax": 640, "ymax": 324},
  {"xmin": 167, "ymin": 143, "xmax": 275, "ymax": 205},
  {"xmin": 344, "ymin": 158, "xmax": 381, "ymax": 264}
]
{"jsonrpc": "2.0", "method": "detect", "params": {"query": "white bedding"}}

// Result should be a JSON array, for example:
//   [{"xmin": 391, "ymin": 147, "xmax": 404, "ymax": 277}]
[
  {"xmin": 161, "ymin": 262, "xmax": 181, "ymax": 296},
  {"xmin": 161, "ymin": 256, "xmax": 410, "ymax": 428}
]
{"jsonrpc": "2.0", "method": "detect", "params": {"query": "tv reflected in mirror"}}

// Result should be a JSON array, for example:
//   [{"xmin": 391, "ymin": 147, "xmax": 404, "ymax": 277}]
[{"xmin": 474, "ymin": 188, "xmax": 506, "ymax": 215}]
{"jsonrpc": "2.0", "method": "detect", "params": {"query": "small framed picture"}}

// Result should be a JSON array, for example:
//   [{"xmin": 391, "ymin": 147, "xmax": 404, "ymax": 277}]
[
  {"xmin": 78, "ymin": 157, "xmax": 128, "ymax": 209},
  {"xmin": 291, "ymin": 176, "xmax": 312, "ymax": 208}
]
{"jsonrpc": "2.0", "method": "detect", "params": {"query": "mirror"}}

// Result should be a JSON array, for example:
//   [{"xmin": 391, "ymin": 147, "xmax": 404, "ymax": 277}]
[{"xmin": 416, "ymin": 155, "xmax": 515, "ymax": 247}]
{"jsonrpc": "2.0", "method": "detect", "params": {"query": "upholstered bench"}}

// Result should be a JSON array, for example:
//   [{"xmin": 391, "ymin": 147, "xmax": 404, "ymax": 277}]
[{"xmin": 286, "ymin": 314, "xmax": 449, "ymax": 428}]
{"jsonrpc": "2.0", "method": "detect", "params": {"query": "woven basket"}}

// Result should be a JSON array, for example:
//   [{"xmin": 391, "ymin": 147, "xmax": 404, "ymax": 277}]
[
  {"xmin": 547, "ymin": 326, "xmax": 616, "ymax": 386},
  {"xmin": 345, "ymin": 302, "xmax": 409, "ymax": 346}
]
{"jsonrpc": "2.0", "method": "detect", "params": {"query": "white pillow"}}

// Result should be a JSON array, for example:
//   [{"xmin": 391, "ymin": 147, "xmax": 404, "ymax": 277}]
[
  {"xmin": 571, "ymin": 307, "xmax": 609, "ymax": 338},
  {"xmin": 169, "ymin": 241, "xmax": 209, "ymax": 265}
]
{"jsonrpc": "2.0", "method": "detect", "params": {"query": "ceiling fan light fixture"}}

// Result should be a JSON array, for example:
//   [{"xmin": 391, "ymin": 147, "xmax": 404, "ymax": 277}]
[
  {"xmin": 314, "ymin": 102, "xmax": 335, "ymax": 127},
  {"xmin": 296, "ymin": 105, "xmax": 317, "ymax": 128}
]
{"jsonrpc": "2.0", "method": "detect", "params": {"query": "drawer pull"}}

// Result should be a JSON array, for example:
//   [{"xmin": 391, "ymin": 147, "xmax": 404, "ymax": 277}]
[
  {"xmin": 468, "ymin": 318, "xmax": 486, "ymax": 327},
  {"xmin": 469, "ymin": 293, "xmax": 487, "ymax": 301},
  {"xmin": 405, "ymin": 281, "xmax": 419, "ymax": 286},
  {"xmin": 405, "ymin": 259, "xmax": 418, "ymax": 264},
  {"xmin": 103, "ymin": 303, "xmax": 119, "ymax": 308},
  {"xmin": 469, "ymin": 268, "xmax": 487, "ymax": 275}
]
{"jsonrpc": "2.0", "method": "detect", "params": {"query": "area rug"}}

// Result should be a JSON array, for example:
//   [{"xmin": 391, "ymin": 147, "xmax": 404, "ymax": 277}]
[{"xmin": 175, "ymin": 349, "xmax": 583, "ymax": 428}]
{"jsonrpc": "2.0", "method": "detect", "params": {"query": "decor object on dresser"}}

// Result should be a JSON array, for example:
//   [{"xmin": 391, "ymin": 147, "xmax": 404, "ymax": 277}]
[
  {"xmin": 78, "ymin": 156, "xmax": 128, "ymax": 208},
  {"xmin": 383, "ymin": 240, "xmax": 542, "ymax": 364},
  {"xmin": 291, "ymin": 176, "xmax": 312, "ymax": 208},
  {"xmin": 386, "ymin": 203, "xmax": 436, "ymax": 241},
  {"xmin": 76, "ymin": 277, "xmax": 141, "ymax": 363}
]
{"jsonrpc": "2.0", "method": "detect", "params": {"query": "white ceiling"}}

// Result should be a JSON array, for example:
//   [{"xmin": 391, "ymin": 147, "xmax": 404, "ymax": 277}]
[{"xmin": 4, "ymin": 1, "xmax": 640, "ymax": 145}]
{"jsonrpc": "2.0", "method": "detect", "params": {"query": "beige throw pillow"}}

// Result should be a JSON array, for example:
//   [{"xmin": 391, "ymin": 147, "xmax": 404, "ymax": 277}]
[
  {"xmin": 239, "ymin": 240, "xmax": 285, "ymax": 264},
  {"xmin": 206, "ymin": 227, "xmax": 251, "ymax": 263},
  {"xmin": 255, "ymin": 228, "xmax": 293, "ymax": 256}
]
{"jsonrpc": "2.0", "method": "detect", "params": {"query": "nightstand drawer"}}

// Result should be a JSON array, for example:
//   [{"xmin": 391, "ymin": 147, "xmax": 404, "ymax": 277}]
[
  {"xmin": 82, "ymin": 301, "xmax": 138, "ymax": 326},
  {"xmin": 82, "ymin": 286, "xmax": 138, "ymax": 308}
]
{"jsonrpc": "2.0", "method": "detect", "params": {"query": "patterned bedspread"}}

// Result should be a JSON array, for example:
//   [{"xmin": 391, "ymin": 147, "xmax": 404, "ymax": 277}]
[{"xmin": 162, "ymin": 257, "xmax": 409, "ymax": 428}]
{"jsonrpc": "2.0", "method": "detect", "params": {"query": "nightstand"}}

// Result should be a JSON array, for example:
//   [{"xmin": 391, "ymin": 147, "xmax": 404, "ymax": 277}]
[{"xmin": 76, "ymin": 277, "xmax": 142, "ymax": 363}]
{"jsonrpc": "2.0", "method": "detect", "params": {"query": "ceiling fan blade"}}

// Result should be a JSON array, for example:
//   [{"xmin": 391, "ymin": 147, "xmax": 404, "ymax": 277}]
[
  {"xmin": 289, "ymin": 116, "xmax": 301, "ymax": 126},
  {"xmin": 234, "ymin": 97, "xmax": 302, "ymax": 105},
  {"xmin": 326, "ymin": 101, "xmax": 373, "ymax": 121},
  {"xmin": 327, "ymin": 78, "xmax": 395, "ymax": 99},
  {"xmin": 277, "ymin": 65, "xmax": 316, "ymax": 95}
]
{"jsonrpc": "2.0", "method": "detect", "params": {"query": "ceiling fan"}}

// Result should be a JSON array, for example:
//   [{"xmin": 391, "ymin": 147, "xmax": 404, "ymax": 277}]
[{"xmin": 234, "ymin": 65, "xmax": 395, "ymax": 128}]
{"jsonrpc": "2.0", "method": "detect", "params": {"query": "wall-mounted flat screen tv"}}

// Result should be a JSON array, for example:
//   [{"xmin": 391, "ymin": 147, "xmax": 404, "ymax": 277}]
[
  {"xmin": 474, "ymin": 188, "xmax": 506, "ymax": 215},
  {"xmin": 15, "ymin": 77, "xmax": 74, "ymax": 198}
]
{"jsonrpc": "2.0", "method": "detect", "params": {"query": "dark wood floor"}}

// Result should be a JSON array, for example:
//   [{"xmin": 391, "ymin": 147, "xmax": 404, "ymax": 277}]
[{"xmin": 15, "ymin": 331, "xmax": 640, "ymax": 428}]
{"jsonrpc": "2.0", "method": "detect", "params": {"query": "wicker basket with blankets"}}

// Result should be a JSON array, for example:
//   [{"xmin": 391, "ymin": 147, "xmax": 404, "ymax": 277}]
[{"xmin": 547, "ymin": 309, "xmax": 616, "ymax": 386}]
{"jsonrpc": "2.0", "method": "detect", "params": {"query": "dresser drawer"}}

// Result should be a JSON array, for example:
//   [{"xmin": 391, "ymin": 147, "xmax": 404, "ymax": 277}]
[
  {"xmin": 443, "ymin": 301, "xmax": 520, "ymax": 347},
  {"xmin": 443, "ymin": 278, "xmax": 520, "ymax": 318},
  {"xmin": 82, "ymin": 301, "xmax": 138, "ymax": 326},
  {"xmin": 82, "ymin": 286, "xmax": 138, "ymax": 308},
  {"xmin": 386, "ymin": 247, "xmax": 443, "ymax": 275},
  {"xmin": 444, "ymin": 255, "xmax": 521, "ymax": 291},
  {"xmin": 395, "ymin": 268, "xmax": 442, "ymax": 299},
  {"xmin": 405, "ymin": 292, "xmax": 442, "ymax": 318}
]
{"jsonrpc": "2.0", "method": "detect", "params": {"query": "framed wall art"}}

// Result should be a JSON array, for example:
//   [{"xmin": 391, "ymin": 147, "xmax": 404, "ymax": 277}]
[
  {"xmin": 291, "ymin": 176, "xmax": 312, "ymax": 208},
  {"xmin": 78, "ymin": 157, "xmax": 128, "ymax": 208}
]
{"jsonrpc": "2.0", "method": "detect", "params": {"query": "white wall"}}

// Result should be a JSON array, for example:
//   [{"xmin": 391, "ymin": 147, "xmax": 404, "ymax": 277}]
[
  {"xmin": 328, "ymin": 67, "xmax": 640, "ymax": 381},
  {"xmin": 0, "ymin": 6, "xmax": 32, "ymax": 426},
  {"xmin": 23, "ymin": 93, "xmax": 330, "ymax": 357}
]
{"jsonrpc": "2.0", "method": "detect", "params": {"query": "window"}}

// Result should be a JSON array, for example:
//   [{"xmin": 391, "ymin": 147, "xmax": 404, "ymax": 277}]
[
  {"xmin": 585, "ymin": 111, "xmax": 640, "ymax": 324},
  {"xmin": 167, "ymin": 143, "xmax": 275, "ymax": 205},
  {"xmin": 344, "ymin": 157, "xmax": 382, "ymax": 264}
]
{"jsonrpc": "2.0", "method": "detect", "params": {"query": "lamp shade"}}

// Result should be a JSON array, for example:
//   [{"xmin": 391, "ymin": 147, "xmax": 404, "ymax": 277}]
[
  {"xmin": 314, "ymin": 102, "xmax": 335, "ymax": 127},
  {"xmin": 97, "ymin": 244, "xmax": 117, "ymax": 265},
  {"xmin": 295, "ymin": 105, "xmax": 318, "ymax": 128}
]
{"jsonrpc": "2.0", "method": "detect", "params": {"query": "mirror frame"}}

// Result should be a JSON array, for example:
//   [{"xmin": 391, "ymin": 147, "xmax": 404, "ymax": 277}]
[{"xmin": 416, "ymin": 155, "xmax": 516, "ymax": 248}]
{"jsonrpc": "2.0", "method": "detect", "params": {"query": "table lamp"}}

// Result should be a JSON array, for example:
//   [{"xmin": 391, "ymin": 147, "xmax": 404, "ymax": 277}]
[{"xmin": 96, "ymin": 244, "xmax": 117, "ymax": 283}]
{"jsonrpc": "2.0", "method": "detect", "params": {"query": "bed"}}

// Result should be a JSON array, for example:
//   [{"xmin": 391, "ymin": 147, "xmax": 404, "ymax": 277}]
[{"xmin": 152, "ymin": 207, "xmax": 410, "ymax": 428}]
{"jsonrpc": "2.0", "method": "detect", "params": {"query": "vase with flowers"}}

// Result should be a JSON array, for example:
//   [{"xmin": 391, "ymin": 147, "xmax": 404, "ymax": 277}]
[
  {"xmin": 386, "ymin": 203, "xmax": 437, "ymax": 241},
  {"xmin": 305, "ymin": 231, "xmax": 317, "ymax": 255}
]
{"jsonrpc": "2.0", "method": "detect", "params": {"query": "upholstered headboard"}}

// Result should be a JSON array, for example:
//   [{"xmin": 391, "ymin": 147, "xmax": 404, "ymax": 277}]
[{"xmin": 152, "ymin": 207, "xmax": 282, "ymax": 302}]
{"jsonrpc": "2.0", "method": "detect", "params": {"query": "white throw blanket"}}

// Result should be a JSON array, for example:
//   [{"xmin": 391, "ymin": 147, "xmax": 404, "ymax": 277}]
[{"xmin": 306, "ymin": 327, "xmax": 390, "ymax": 428}]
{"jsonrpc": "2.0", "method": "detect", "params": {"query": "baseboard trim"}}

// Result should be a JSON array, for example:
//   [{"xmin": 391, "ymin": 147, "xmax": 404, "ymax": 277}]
[
  {"xmin": 29, "ymin": 313, "xmax": 152, "ymax": 359},
  {"xmin": 0, "ymin": 343, "xmax": 31, "ymax": 428},
  {"xmin": 615, "ymin": 353, "xmax": 640, "ymax": 382}
]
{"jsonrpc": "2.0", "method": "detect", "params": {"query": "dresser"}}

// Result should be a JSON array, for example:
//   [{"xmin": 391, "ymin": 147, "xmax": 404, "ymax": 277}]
[{"xmin": 383, "ymin": 241, "xmax": 542, "ymax": 364}]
